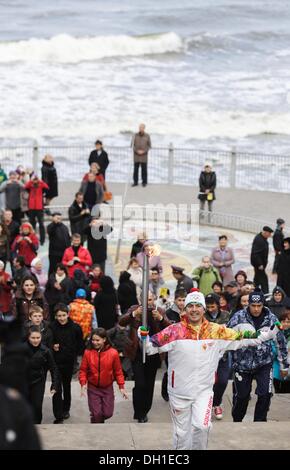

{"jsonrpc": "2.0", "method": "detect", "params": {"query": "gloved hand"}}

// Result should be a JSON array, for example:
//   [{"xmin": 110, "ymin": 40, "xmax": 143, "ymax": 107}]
[
  {"xmin": 256, "ymin": 321, "xmax": 282, "ymax": 341},
  {"xmin": 137, "ymin": 326, "xmax": 149, "ymax": 342}
]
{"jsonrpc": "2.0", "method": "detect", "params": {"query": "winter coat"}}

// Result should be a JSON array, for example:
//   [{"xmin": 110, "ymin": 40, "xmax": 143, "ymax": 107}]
[
  {"xmin": 93, "ymin": 276, "xmax": 118, "ymax": 330},
  {"xmin": 26, "ymin": 342, "xmax": 58, "ymax": 390},
  {"xmin": 198, "ymin": 171, "xmax": 216, "ymax": 201},
  {"xmin": 69, "ymin": 298, "xmax": 97, "ymax": 340},
  {"xmin": 211, "ymin": 247, "xmax": 235, "ymax": 285},
  {"xmin": 47, "ymin": 222, "xmax": 70, "ymax": 257},
  {"xmin": 68, "ymin": 200, "xmax": 90, "ymax": 236},
  {"xmin": 11, "ymin": 288, "xmax": 49, "ymax": 322},
  {"xmin": 41, "ymin": 160, "xmax": 58, "ymax": 199},
  {"xmin": 192, "ymin": 266, "xmax": 221, "ymax": 295},
  {"xmin": 118, "ymin": 305, "xmax": 170, "ymax": 361},
  {"xmin": 88, "ymin": 149, "xmax": 109, "ymax": 177},
  {"xmin": 79, "ymin": 180, "xmax": 104, "ymax": 207},
  {"xmin": 251, "ymin": 233, "xmax": 269, "ymax": 269},
  {"xmin": 273, "ymin": 227, "xmax": 284, "ymax": 253},
  {"xmin": 175, "ymin": 274, "xmax": 194, "ymax": 294},
  {"xmin": 11, "ymin": 233, "xmax": 39, "ymax": 266},
  {"xmin": 132, "ymin": 132, "xmax": 151, "ymax": 163},
  {"xmin": 44, "ymin": 273, "xmax": 73, "ymax": 306},
  {"xmin": 0, "ymin": 271, "xmax": 13, "ymax": 313},
  {"xmin": 277, "ymin": 249, "xmax": 290, "ymax": 298},
  {"xmin": 117, "ymin": 272, "xmax": 138, "ymax": 314},
  {"xmin": 50, "ymin": 318, "xmax": 84, "ymax": 366},
  {"xmin": 79, "ymin": 345, "xmax": 124, "ymax": 389},
  {"xmin": 84, "ymin": 222, "xmax": 113, "ymax": 264},
  {"xmin": 62, "ymin": 245, "xmax": 92, "ymax": 278},
  {"xmin": 227, "ymin": 306, "xmax": 288, "ymax": 372},
  {"xmin": 25, "ymin": 180, "xmax": 49, "ymax": 210},
  {"xmin": 0, "ymin": 180, "xmax": 23, "ymax": 210}
]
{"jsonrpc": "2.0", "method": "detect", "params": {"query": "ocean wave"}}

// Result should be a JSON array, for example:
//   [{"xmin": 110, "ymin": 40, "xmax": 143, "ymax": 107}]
[{"xmin": 0, "ymin": 32, "xmax": 184, "ymax": 63}]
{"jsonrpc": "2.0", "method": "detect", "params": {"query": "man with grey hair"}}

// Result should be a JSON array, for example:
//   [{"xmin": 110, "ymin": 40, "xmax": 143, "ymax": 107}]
[{"xmin": 131, "ymin": 123, "xmax": 151, "ymax": 187}]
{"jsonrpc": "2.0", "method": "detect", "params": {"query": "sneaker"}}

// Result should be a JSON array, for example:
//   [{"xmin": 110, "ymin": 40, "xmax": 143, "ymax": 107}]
[{"xmin": 213, "ymin": 406, "xmax": 223, "ymax": 420}]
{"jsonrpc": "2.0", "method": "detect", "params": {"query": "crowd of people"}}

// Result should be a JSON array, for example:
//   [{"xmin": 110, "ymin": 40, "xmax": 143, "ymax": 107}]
[{"xmin": 0, "ymin": 134, "xmax": 289, "ymax": 451}]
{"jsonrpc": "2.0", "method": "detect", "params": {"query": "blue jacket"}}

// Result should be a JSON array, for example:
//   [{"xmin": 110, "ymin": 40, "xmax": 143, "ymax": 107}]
[{"xmin": 227, "ymin": 307, "xmax": 288, "ymax": 372}]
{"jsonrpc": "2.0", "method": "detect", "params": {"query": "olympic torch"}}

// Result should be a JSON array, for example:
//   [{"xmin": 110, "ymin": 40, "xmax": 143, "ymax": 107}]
[{"xmin": 140, "ymin": 242, "xmax": 161, "ymax": 364}]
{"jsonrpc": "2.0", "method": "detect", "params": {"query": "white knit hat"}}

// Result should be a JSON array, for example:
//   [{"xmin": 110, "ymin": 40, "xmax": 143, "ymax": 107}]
[
  {"xmin": 184, "ymin": 290, "xmax": 206, "ymax": 309},
  {"xmin": 31, "ymin": 257, "xmax": 41, "ymax": 267}
]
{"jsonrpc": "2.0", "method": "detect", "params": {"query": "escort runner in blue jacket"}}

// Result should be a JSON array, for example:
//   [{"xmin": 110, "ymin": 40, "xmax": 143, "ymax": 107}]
[{"xmin": 227, "ymin": 289, "xmax": 289, "ymax": 422}]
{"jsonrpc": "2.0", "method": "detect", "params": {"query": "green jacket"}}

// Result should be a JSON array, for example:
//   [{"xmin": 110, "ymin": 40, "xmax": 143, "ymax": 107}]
[{"xmin": 192, "ymin": 266, "xmax": 221, "ymax": 296}]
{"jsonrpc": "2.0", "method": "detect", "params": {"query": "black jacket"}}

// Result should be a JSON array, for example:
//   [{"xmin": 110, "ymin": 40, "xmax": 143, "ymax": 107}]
[
  {"xmin": 0, "ymin": 384, "xmax": 41, "ymax": 450},
  {"xmin": 277, "ymin": 249, "xmax": 290, "ymax": 297},
  {"xmin": 44, "ymin": 273, "xmax": 73, "ymax": 306},
  {"xmin": 47, "ymin": 222, "xmax": 71, "ymax": 257},
  {"xmin": 68, "ymin": 200, "xmax": 90, "ymax": 237},
  {"xmin": 50, "ymin": 318, "xmax": 84, "ymax": 366},
  {"xmin": 251, "ymin": 233, "xmax": 269, "ymax": 268},
  {"xmin": 94, "ymin": 276, "xmax": 118, "ymax": 330},
  {"xmin": 176, "ymin": 274, "xmax": 193, "ymax": 294},
  {"xmin": 84, "ymin": 222, "xmax": 113, "ymax": 263},
  {"xmin": 273, "ymin": 227, "xmax": 284, "ymax": 253},
  {"xmin": 88, "ymin": 149, "xmax": 109, "ymax": 177},
  {"xmin": 6, "ymin": 220, "xmax": 20, "ymax": 247},
  {"xmin": 117, "ymin": 272, "xmax": 138, "ymax": 314},
  {"xmin": 41, "ymin": 161, "xmax": 58, "ymax": 199},
  {"xmin": 198, "ymin": 171, "xmax": 216, "ymax": 201},
  {"xmin": 26, "ymin": 342, "xmax": 58, "ymax": 390}
]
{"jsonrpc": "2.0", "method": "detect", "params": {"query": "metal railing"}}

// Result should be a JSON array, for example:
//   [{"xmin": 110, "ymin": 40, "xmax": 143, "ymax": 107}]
[{"xmin": 1, "ymin": 143, "xmax": 290, "ymax": 193}]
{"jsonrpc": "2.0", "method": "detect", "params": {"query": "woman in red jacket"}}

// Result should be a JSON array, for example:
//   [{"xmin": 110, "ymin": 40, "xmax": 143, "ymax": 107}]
[
  {"xmin": 79, "ymin": 328, "xmax": 128, "ymax": 423},
  {"xmin": 11, "ymin": 222, "xmax": 39, "ymax": 267}
]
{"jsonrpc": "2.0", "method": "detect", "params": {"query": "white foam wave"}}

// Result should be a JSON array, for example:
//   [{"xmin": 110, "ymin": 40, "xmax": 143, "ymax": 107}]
[{"xmin": 0, "ymin": 32, "xmax": 184, "ymax": 63}]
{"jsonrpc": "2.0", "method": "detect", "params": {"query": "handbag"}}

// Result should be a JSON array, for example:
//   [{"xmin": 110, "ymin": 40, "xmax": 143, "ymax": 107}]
[{"xmin": 207, "ymin": 192, "xmax": 213, "ymax": 201}]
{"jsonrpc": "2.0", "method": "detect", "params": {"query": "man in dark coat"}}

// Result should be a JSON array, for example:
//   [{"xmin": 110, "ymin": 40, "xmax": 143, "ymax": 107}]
[
  {"xmin": 131, "ymin": 123, "xmax": 151, "ymax": 187},
  {"xmin": 272, "ymin": 218, "xmax": 285, "ymax": 274},
  {"xmin": 88, "ymin": 140, "xmax": 109, "ymax": 179},
  {"xmin": 68, "ymin": 192, "xmax": 90, "ymax": 243},
  {"xmin": 84, "ymin": 215, "xmax": 113, "ymax": 274},
  {"xmin": 41, "ymin": 155, "xmax": 58, "ymax": 205},
  {"xmin": 171, "ymin": 265, "xmax": 193, "ymax": 294},
  {"xmin": 277, "ymin": 237, "xmax": 290, "ymax": 297},
  {"xmin": 198, "ymin": 163, "xmax": 216, "ymax": 212},
  {"xmin": 47, "ymin": 212, "xmax": 71, "ymax": 274},
  {"xmin": 250, "ymin": 226, "xmax": 273, "ymax": 294}
]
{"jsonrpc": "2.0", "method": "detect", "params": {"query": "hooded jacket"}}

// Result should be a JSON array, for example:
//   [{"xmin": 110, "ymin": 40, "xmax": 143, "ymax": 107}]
[
  {"xmin": 25, "ymin": 179, "xmax": 49, "ymax": 210},
  {"xmin": 266, "ymin": 286, "xmax": 287, "ymax": 319},
  {"xmin": 41, "ymin": 160, "xmax": 58, "ymax": 199},
  {"xmin": 11, "ymin": 226, "xmax": 39, "ymax": 266},
  {"xmin": 62, "ymin": 245, "xmax": 92, "ymax": 278}
]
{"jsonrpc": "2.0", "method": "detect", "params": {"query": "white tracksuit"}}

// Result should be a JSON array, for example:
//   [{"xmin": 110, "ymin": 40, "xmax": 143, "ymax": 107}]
[{"xmin": 145, "ymin": 322, "xmax": 276, "ymax": 450}]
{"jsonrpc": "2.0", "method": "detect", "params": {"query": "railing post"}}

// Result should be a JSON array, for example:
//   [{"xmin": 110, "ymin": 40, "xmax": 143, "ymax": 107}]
[
  {"xmin": 33, "ymin": 140, "xmax": 39, "ymax": 175},
  {"xmin": 230, "ymin": 146, "xmax": 237, "ymax": 189},
  {"xmin": 168, "ymin": 142, "xmax": 174, "ymax": 184}
]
